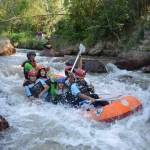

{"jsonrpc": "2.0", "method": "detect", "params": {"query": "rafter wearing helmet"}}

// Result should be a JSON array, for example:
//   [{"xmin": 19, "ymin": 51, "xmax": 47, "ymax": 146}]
[{"xmin": 21, "ymin": 51, "xmax": 37, "ymax": 79}]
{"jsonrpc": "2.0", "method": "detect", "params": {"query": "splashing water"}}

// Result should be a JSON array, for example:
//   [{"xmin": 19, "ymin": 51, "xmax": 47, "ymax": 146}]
[{"xmin": 0, "ymin": 50, "xmax": 150, "ymax": 150}]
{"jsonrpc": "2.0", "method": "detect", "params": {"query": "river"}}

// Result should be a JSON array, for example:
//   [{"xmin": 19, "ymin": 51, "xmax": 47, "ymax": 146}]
[{"xmin": 0, "ymin": 49, "xmax": 150, "ymax": 150}]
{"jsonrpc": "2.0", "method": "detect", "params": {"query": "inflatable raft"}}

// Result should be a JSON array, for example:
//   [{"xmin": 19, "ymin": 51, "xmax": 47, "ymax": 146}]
[{"xmin": 83, "ymin": 95, "xmax": 142, "ymax": 122}]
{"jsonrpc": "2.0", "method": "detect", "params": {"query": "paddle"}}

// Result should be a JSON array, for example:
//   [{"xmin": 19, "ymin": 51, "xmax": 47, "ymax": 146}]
[
  {"xmin": 95, "ymin": 95, "xmax": 122, "ymax": 102},
  {"xmin": 71, "ymin": 43, "xmax": 86, "ymax": 72}
]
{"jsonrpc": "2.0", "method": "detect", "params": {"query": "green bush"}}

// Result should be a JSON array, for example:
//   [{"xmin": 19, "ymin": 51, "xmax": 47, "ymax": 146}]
[{"xmin": 52, "ymin": 0, "xmax": 131, "ymax": 47}]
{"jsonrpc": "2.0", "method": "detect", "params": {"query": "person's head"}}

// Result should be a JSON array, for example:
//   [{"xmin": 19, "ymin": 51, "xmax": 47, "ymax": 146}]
[
  {"xmin": 64, "ymin": 66, "xmax": 75, "ymax": 77},
  {"xmin": 75, "ymin": 68, "xmax": 86, "ymax": 80},
  {"xmin": 27, "ymin": 51, "xmax": 36, "ymax": 61},
  {"xmin": 57, "ymin": 77, "xmax": 66, "ymax": 89},
  {"xmin": 28, "ymin": 70, "xmax": 37, "ymax": 82},
  {"xmin": 37, "ymin": 65, "xmax": 47, "ymax": 78}
]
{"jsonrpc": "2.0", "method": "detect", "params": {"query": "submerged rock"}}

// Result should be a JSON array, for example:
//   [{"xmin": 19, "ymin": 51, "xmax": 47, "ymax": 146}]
[
  {"xmin": 0, "ymin": 115, "xmax": 9, "ymax": 131},
  {"xmin": 0, "ymin": 37, "xmax": 16, "ymax": 56}
]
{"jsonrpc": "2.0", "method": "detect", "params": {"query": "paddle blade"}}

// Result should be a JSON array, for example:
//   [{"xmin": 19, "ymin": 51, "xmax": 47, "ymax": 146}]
[{"xmin": 79, "ymin": 43, "xmax": 86, "ymax": 54}]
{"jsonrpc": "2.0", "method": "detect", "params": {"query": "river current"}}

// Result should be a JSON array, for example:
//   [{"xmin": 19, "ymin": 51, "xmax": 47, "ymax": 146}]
[{"xmin": 0, "ymin": 49, "xmax": 150, "ymax": 150}]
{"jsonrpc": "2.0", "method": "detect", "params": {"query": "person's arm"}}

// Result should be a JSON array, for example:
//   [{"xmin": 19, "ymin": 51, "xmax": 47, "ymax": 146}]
[
  {"xmin": 24, "ymin": 86, "xmax": 32, "ymax": 97},
  {"xmin": 24, "ymin": 86, "xmax": 35, "ymax": 100},
  {"xmin": 71, "ymin": 83, "xmax": 95, "ymax": 102},
  {"xmin": 78, "ymin": 93, "xmax": 95, "ymax": 103},
  {"xmin": 38, "ymin": 79, "xmax": 49, "ymax": 98},
  {"xmin": 39, "ymin": 84, "xmax": 49, "ymax": 98}
]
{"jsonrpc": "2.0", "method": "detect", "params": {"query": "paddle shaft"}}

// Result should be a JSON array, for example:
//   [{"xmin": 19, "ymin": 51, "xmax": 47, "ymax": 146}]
[
  {"xmin": 71, "ymin": 43, "xmax": 85, "ymax": 72},
  {"xmin": 71, "ymin": 51, "xmax": 81, "ymax": 72},
  {"xmin": 95, "ymin": 95, "xmax": 122, "ymax": 102}
]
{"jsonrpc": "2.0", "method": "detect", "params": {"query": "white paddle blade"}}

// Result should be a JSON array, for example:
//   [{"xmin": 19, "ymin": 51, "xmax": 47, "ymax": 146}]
[{"xmin": 79, "ymin": 43, "xmax": 86, "ymax": 54}]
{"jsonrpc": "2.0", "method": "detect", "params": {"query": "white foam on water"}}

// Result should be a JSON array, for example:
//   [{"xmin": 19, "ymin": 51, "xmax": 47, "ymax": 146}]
[{"xmin": 0, "ymin": 51, "xmax": 150, "ymax": 150}]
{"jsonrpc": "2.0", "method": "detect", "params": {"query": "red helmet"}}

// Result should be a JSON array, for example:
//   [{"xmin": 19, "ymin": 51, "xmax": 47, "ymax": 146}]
[
  {"xmin": 28, "ymin": 70, "xmax": 37, "ymax": 77},
  {"xmin": 75, "ymin": 69, "xmax": 86, "ymax": 78}
]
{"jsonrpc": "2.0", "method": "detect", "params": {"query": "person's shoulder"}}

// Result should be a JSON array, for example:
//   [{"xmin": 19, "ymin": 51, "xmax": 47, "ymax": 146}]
[
  {"xmin": 36, "ymin": 78, "xmax": 42, "ymax": 82},
  {"xmin": 23, "ymin": 80, "xmax": 31, "ymax": 86},
  {"xmin": 24, "ymin": 62, "xmax": 31, "ymax": 65},
  {"xmin": 36, "ymin": 78, "xmax": 46, "ymax": 84},
  {"xmin": 24, "ymin": 62, "xmax": 32, "ymax": 68}
]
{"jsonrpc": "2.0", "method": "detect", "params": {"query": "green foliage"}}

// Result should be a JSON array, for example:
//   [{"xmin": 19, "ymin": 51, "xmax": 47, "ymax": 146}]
[
  {"xmin": 53, "ymin": 0, "xmax": 131, "ymax": 46},
  {"xmin": 0, "ymin": 0, "xmax": 62, "ymax": 49},
  {"xmin": 53, "ymin": 0, "xmax": 150, "ymax": 47},
  {"xmin": 0, "ymin": 0, "xmax": 149, "ymax": 49}
]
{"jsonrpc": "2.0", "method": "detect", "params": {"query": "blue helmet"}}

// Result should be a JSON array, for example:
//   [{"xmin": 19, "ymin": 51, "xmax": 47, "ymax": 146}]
[{"xmin": 57, "ymin": 77, "xmax": 66, "ymax": 84}]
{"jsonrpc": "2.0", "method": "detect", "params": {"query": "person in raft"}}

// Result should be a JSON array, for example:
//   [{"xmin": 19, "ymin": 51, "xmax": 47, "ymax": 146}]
[
  {"xmin": 37, "ymin": 65, "xmax": 57, "ymax": 102},
  {"xmin": 23, "ymin": 69, "xmax": 50, "ymax": 101},
  {"xmin": 65, "ymin": 69, "xmax": 109, "ymax": 108},
  {"xmin": 37, "ymin": 65, "xmax": 51, "ymax": 85},
  {"xmin": 22, "ymin": 51, "xmax": 38, "ymax": 79},
  {"xmin": 54, "ymin": 77, "xmax": 68, "ymax": 104}
]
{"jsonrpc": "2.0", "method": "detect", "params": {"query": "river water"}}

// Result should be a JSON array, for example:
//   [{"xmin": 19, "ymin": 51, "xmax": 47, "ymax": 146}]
[{"xmin": 0, "ymin": 50, "xmax": 150, "ymax": 150}]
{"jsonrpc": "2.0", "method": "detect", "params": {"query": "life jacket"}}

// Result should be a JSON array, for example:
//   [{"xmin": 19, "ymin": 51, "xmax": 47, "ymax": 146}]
[
  {"xmin": 23, "ymin": 80, "xmax": 44, "ymax": 98},
  {"xmin": 30, "ymin": 81, "xmax": 44, "ymax": 98},
  {"xmin": 39, "ymin": 77, "xmax": 51, "ymax": 86},
  {"xmin": 38, "ymin": 77, "xmax": 58, "ymax": 97},
  {"xmin": 23, "ymin": 80, "xmax": 33, "ymax": 87},
  {"xmin": 76, "ymin": 80, "xmax": 91, "ymax": 96},
  {"xmin": 54, "ymin": 89, "xmax": 68, "ymax": 104},
  {"xmin": 21, "ymin": 60, "xmax": 37, "ymax": 79},
  {"xmin": 64, "ymin": 85, "xmax": 81, "ymax": 107}
]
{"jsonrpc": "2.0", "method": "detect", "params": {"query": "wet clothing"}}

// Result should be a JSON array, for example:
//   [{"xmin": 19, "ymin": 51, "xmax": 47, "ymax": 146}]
[
  {"xmin": 38, "ymin": 77, "xmax": 51, "ymax": 86},
  {"xmin": 49, "ymin": 80, "xmax": 57, "ymax": 98},
  {"xmin": 54, "ymin": 88, "xmax": 68, "ymax": 104},
  {"xmin": 66, "ymin": 82, "xmax": 109, "ymax": 108},
  {"xmin": 58, "ymin": 83, "xmax": 81, "ymax": 107},
  {"xmin": 76, "ymin": 80, "xmax": 94, "ymax": 96},
  {"xmin": 24, "ymin": 79, "xmax": 50, "ymax": 101},
  {"xmin": 36, "ymin": 77, "xmax": 57, "ymax": 102},
  {"xmin": 22, "ymin": 60, "xmax": 37, "ymax": 79}
]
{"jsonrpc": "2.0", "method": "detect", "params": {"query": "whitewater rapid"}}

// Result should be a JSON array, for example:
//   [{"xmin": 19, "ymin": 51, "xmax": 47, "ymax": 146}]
[{"xmin": 0, "ymin": 50, "xmax": 150, "ymax": 150}]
